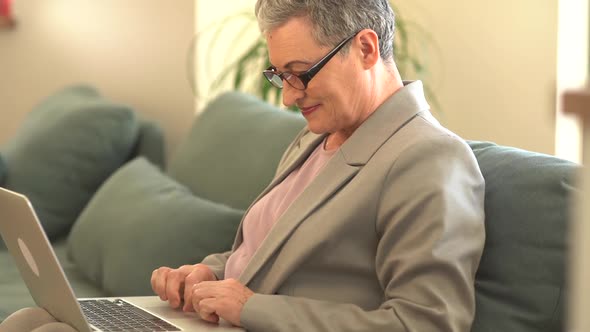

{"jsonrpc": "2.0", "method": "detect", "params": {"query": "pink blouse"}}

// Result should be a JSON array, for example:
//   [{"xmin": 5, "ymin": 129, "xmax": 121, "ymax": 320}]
[{"xmin": 224, "ymin": 139, "xmax": 336, "ymax": 280}]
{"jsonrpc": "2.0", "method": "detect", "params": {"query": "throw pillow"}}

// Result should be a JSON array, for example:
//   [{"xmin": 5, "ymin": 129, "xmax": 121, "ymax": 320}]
[
  {"xmin": 130, "ymin": 120, "xmax": 166, "ymax": 170},
  {"xmin": 67, "ymin": 157, "xmax": 244, "ymax": 296},
  {"xmin": 168, "ymin": 92, "xmax": 306, "ymax": 210},
  {"xmin": 468, "ymin": 141, "xmax": 577, "ymax": 332},
  {"xmin": 1, "ymin": 85, "xmax": 139, "ymax": 240}
]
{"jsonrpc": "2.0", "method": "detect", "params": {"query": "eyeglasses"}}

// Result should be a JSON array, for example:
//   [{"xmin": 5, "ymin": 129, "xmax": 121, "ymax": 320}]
[{"xmin": 263, "ymin": 31, "xmax": 360, "ymax": 90}]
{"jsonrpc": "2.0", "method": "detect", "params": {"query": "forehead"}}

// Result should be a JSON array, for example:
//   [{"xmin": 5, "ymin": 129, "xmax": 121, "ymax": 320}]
[{"xmin": 266, "ymin": 17, "xmax": 323, "ymax": 69}]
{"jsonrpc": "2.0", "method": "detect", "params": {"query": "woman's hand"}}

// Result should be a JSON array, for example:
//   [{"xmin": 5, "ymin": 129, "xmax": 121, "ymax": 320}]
[
  {"xmin": 150, "ymin": 264, "xmax": 217, "ymax": 312},
  {"xmin": 191, "ymin": 278, "xmax": 254, "ymax": 326}
]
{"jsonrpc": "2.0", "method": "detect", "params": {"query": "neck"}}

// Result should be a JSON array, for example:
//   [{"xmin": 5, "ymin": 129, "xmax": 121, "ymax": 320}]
[
  {"xmin": 362, "ymin": 62, "xmax": 404, "ymax": 125},
  {"xmin": 379, "ymin": 62, "xmax": 404, "ymax": 104},
  {"xmin": 327, "ymin": 63, "xmax": 403, "ymax": 150}
]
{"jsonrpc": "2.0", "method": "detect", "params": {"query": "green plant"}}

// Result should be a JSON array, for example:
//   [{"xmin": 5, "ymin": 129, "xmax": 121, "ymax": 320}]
[{"xmin": 189, "ymin": 4, "xmax": 440, "ymax": 112}]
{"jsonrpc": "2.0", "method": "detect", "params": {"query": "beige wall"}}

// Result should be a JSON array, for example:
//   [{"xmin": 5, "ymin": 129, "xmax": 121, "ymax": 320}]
[
  {"xmin": 396, "ymin": 0, "xmax": 558, "ymax": 155},
  {"xmin": 0, "ymin": 0, "xmax": 195, "ymax": 158},
  {"xmin": 195, "ymin": 0, "xmax": 559, "ymax": 155},
  {"xmin": 0, "ymin": 1, "xmax": 562, "ymax": 156}
]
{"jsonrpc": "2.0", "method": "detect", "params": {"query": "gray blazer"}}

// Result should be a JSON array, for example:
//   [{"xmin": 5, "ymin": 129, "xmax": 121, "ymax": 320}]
[{"xmin": 202, "ymin": 81, "xmax": 486, "ymax": 332}]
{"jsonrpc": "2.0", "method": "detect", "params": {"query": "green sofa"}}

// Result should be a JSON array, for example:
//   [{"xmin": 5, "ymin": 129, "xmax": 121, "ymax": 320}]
[{"xmin": 0, "ymin": 87, "xmax": 576, "ymax": 332}]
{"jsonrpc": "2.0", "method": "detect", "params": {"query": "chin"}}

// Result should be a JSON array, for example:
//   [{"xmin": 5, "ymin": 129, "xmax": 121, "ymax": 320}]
[{"xmin": 305, "ymin": 122, "xmax": 329, "ymax": 135}]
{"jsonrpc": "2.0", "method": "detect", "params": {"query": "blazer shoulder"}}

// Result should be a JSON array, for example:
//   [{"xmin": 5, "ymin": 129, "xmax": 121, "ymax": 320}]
[{"xmin": 399, "ymin": 112, "xmax": 473, "ymax": 155}]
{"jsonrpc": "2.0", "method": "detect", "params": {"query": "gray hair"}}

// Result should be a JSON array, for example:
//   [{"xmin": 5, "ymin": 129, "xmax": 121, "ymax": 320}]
[{"xmin": 255, "ymin": 0, "xmax": 395, "ymax": 64}]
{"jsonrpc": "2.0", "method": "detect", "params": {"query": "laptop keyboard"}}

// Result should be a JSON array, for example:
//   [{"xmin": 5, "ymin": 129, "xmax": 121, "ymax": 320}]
[{"xmin": 79, "ymin": 299, "xmax": 181, "ymax": 331}]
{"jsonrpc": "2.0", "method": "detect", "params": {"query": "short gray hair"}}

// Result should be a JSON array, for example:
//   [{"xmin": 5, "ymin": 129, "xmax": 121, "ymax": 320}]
[{"xmin": 255, "ymin": 0, "xmax": 395, "ymax": 63}]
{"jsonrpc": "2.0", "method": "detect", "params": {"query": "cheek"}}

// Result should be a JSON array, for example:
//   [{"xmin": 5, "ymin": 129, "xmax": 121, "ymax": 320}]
[{"xmin": 308, "ymin": 68, "xmax": 361, "ymax": 118}]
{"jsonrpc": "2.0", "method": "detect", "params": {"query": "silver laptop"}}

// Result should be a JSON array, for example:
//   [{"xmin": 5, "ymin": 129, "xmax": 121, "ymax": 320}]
[{"xmin": 0, "ymin": 187, "xmax": 243, "ymax": 332}]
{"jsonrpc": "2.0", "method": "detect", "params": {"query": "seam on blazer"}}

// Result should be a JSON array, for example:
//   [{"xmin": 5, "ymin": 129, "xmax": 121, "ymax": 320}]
[
  {"xmin": 375, "ymin": 153, "xmax": 397, "ymax": 238},
  {"xmin": 374, "ymin": 112, "xmax": 424, "ymax": 236}
]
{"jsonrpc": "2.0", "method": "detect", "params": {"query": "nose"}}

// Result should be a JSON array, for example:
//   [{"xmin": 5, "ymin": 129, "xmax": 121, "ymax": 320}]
[{"xmin": 282, "ymin": 82, "xmax": 304, "ymax": 108}]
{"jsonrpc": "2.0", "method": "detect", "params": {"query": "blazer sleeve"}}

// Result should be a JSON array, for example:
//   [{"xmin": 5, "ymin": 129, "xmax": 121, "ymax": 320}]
[
  {"xmin": 201, "ymin": 251, "xmax": 232, "ymax": 280},
  {"xmin": 239, "ymin": 136, "xmax": 486, "ymax": 332}
]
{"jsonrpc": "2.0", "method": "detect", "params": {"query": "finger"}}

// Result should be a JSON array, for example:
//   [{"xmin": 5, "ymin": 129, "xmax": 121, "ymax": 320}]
[
  {"xmin": 190, "ymin": 279, "xmax": 238, "ymax": 306},
  {"xmin": 191, "ymin": 285, "xmax": 201, "ymax": 313},
  {"xmin": 165, "ymin": 265, "xmax": 191, "ymax": 308},
  {"xmin": 183, "ymin": 266, "xmax": 209, "ymax": 312},
  {"xmin": 150, "ymin": 269, "xmax": 158, "ymax": 295},
  {"xmin": 152, "ymin": 267, "xmax": 171, "ymax": 301},
  {"xmin": 191, "ymin": 281, "xmax": 218, "ymax": 302},
  {"xmin": 191, "ymin": 281, "xmax": 219, "ymax": 314},
  {"xmin": 182, "ymin": 292, "xmax": 195, "ymax": 312},
  {"xmin": 184, "ymin": 264, "xmax": 215, "ymax": 285},
  {"xmin": 183, "ymin": 282, "xmax": 198, "ymax": 312},
  {"xmin": 191, "ymin": 283, "xmax": 204, "ymax": 313},
  {"xmin": 192, "ymin": 280, "xmax": 252, "ymax": 327},
  {"xmin": 198, "ymin": 298, "xmax": 220, "ymax": 324},
  {"xmin": 192, "ymin": 280, "xmax": 217, "ymax": 291}
]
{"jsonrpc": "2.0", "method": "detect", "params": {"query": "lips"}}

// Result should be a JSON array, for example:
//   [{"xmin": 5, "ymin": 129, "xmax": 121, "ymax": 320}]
[{"xmin": 300, "ymin": 104, "xmax": 320, "ymax": 116}]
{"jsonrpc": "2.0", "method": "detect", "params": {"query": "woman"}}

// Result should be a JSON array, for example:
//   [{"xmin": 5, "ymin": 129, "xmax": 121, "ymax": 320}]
[
  {"xmin": 152, "ymin": 0, "xmax": 485, "ymax": 331},
  {"xmin": 1, "ymin": 0, "xmax": 485, "ymax": 331}
]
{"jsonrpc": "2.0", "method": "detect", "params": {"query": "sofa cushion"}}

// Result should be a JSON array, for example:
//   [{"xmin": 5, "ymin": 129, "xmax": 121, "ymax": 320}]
[
  {"xmin": 468, "ymin": 141, "xmax": 576, "ymax": 332},
  {"xmin": 67, "ymin": 157, "xmax": 244, "ymax": 296},
  {"xmin": 131, "ymin": 120, "xmax": 166, "ymax": 170},
  {"xmin": 167, "ymin": 92, "xmax": 306, "ymax": 210},
  {"xmin": 1, "ymin": 85, "xmax": 139, "ymax": 240}
]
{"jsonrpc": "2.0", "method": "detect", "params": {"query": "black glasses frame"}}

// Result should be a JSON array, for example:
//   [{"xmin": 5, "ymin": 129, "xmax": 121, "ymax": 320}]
[{"xmin": 263, "ymin": 31, "xmax": 361, "ymax": 90}]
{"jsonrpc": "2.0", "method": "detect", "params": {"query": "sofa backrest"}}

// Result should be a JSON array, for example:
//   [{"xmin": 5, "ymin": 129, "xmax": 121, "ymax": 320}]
[
  {"xmin": 167, "ymin": 92, "xmax": 307, "ymax": 210},
  {"xmin": 468, "ymin": 141, "xmax": 576, "ymax": 332}
]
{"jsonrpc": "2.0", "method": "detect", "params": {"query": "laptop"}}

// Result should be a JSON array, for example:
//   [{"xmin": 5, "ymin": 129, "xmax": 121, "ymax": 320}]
[{"xmin": 0, "ymin": 187, "xmax": 243, "ymax": 332}]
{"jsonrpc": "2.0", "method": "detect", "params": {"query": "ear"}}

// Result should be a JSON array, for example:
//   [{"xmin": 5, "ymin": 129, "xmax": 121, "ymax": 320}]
[{"xmin": 356, "ymin": 29, "xmax": 380, "ymax": 69}]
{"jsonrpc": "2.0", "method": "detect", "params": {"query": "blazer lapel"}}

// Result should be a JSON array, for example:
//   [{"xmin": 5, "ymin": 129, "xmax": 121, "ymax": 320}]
[
  {"xmin": 270, "ymin": 131, "xmax": 327, "ymax": 190},
  {"xmin": 230, "ymin": 132, "xmax": 325, "ymax": 250},
  {"xmin": 236, "ymin": 80, "xmax": 431, "ymax": 286},
  {"xmin": 239, "ymin": 150, "xmax": 360, "ymax": 286}
]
